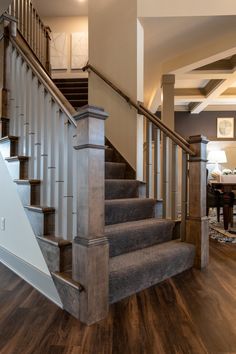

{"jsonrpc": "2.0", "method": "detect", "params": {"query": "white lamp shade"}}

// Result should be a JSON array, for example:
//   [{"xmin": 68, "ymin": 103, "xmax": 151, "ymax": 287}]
[{"xmin": 207, "ymin": 150, "xmax": 227, "ymax": 164}]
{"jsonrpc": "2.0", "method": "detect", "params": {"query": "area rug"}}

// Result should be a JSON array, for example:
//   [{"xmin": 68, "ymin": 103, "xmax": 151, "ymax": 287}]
[{"xmin": 209, "ymin": 210, "xmax": 236, "ymax": 244}]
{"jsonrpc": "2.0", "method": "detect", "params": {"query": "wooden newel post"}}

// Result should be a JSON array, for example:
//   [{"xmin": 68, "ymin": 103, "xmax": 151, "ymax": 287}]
[
  {"xmin": 186, "ymin": 135, "xmax": 209, "ymax": 269},
  {"xmin": 72, "ymin": 106, "xmax": 109, "ymax": 325}
]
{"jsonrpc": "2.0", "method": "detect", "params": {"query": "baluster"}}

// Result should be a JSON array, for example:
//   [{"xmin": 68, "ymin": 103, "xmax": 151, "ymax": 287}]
[
  {"xmin": 18, "ymin": 58, "xmax": 27, "ymax": 156},
  {"xmin": 181, "ymin": 150, "xmax": 188, "ymax": 241},
  {"xmin": 11, "ymin": 1, "xmax": 15, "ymax": 17},
  {"xmin": 153, "ymin": 126, "xmax": 161, "ymax": 200},
  {"xmin": 33, "ymin": 9, "xmax": 36, "ymax": 53},
  {"xmin": 29, "ymin": 2, "xmax": 33, "ymax": 48},
  {"xmin": 35, "ymin": 14, "xmax": 39, "ymax": 58},
  {"xmin": 146, "ymin": 120, "xmax": 152, "ymax": 197},
  {"xmin": 40, "ymin": 91, "xmax": 50, "ymax": 205},
  {"xmin": 54, "ymin": 110, "xmax": 65, "ymax": 237},
  {"xmin": 45, "ymin": 29, "xmax": 51, "ymax": 74},
  {"xmin": 47, "ymin": 100, "xmax": 57, "ymax": 207},
  {"xmin": 14, "ymin": 52, "xmax": 21, "ymax": 136},
  {"xmin": 33, "ymin": 84, "xmax": 43, "ymax": 180},
  {"xmin": 171, "ymin": 142, "xmax": 178, "ymax": 220},
  {"xmin": 62, "ymin": 117, "xmax": 73, "ymax": 240},
  {"xmin": 162, "ymin": 134, "xmax": 169, "ymax": 218},
  {"xmin": 8, "ymin": 5, "xmax": 12, "ymax": 16},
  {"xmin": 15, "ymin": 0, "xmax": 19, "ymax": 22},
  {"xmin": 72, "ymin": 131, "xmax": 78, "ymax": 239},
  {"xmin": 28, "ymin": 74, "xmax": 37, "ymax": 179}
]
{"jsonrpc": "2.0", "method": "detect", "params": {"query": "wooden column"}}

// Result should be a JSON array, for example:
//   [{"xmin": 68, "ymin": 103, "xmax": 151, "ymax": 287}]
[
  {"xmin": 186, "ymin": 135, "xmax": 209, "ymax": 269},
  {"xmin": 0, "ymin": 19, "xmax": 8, "ymax": 137},
  {"xmin": 72, "ymin": 106, "xmax": 109, "ymax": 325}
]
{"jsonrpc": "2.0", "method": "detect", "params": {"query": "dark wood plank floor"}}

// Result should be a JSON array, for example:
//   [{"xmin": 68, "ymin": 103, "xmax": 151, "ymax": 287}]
[{"xmin": 0, "ymin": 240, "xmax": 235, "ymax": 354}]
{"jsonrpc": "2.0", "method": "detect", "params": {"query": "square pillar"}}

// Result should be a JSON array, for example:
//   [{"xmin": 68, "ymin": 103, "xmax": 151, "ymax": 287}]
[
  {"xmin": 72, "ymin": 106, "xmax": 109, "ymax": 325},
  {"xmin": 186, "ymin": 135, "xmax": 209, "ymax": 269}
]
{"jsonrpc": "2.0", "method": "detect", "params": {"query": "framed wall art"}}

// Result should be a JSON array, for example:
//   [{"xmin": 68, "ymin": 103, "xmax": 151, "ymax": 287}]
[{"xmin": 217, "ymin": 117, "xmax": 234, "ymax": 139}]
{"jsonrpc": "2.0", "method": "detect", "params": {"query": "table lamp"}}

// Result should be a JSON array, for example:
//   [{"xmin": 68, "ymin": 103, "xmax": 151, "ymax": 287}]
[{"xmin": 207, "ymin": 150, "xmax": 227, "ymax": 174}]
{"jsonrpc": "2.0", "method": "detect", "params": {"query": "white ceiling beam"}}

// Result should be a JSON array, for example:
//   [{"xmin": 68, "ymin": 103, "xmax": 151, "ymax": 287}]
[{"xmin": 189, "ymin": 72, "xmax": 236, "ymax": 113}]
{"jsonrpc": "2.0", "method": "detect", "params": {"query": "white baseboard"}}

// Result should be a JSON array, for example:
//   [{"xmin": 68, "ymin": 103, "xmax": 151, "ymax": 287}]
[{"xmin": 0, "ymin": 245, "xmax": 62, "ymax": 308}]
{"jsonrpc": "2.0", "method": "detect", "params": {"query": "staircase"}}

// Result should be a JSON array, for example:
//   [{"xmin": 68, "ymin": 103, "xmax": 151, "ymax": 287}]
[
  {"xmin": 53, "ymin": 78, "xmax": 88, "ymax": 109},
  {"xmin": 0, "ymin": 133, "xmax": 196, "ymax": 300},
  {"xmin": 0, "ymin": 12, "xmax": 209, "ymax": 325}
]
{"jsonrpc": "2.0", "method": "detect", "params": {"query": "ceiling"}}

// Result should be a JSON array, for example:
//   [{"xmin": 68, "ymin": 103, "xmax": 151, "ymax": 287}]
[
  {"xmin": 32, "ymin": 0, "xmax": 88, "ymax": 17},
  {"xmin": 141, "ymin": 15, "xmax": 236, "ymax": 111}
]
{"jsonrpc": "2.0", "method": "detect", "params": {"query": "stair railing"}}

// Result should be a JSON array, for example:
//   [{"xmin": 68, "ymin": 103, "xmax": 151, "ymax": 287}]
[
  {"xmin": 1, "ymin": 20, "xmax": 79, "ymax": 242},
  {"xmin": 83, "ymin": 63, "xmax": 209, "ymax": 269},
  {"xmin": 6, "ymin": 0, "xmax": 51, "ymax": 74}
]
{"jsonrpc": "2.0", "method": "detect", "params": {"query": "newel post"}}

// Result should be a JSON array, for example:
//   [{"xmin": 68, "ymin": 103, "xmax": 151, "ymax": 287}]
[
  {"xmin": 186, "ymin": 135, "xmax": 209, "ymax": 269},
  {"xmin": 72, "ymin": 106, "xmax": 109, "ymax": 325}
]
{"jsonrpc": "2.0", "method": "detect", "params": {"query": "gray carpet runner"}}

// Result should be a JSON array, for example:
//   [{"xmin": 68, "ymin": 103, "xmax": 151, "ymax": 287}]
[{"xmin": 105, "ymin": 145, "xmax": 195, "ymax": 303}]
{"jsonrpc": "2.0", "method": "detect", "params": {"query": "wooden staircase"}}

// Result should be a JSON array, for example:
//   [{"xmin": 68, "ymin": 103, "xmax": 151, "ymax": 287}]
[{"xmin": 0, "ymin": 11, "xmax": 209, "ymax": 325}]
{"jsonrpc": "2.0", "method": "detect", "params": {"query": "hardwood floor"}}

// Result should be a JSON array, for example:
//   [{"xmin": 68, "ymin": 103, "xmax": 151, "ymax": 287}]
[{"xmin": 0, "ymin": 240, "xmax": 235, "ymax": 354}]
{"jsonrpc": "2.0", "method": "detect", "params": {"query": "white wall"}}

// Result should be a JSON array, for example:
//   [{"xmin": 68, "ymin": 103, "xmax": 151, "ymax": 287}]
[
  {"xmin": 138, "ymin": 0, "xmax": 236, "ymax": 17},
  {"xmin": 43, "ymin": 16, "xmax": 88, "ymax": 79},
  {"xmin": 89, "ymin": 0, "xmax": 144, "ymax": 175},
  {"xmin": 0, "ymin": 153, "xmax": 61, "ymax": 305}
]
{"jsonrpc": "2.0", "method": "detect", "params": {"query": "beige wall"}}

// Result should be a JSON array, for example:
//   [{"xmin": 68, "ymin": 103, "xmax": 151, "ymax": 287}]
[
  {"xmin": 43, "ymin": 16, "xmax": 88, "ymax": 79},
  {"xmin": 138, "ymin": 0, "xmax": 236, "ymax": 17},
  {"xmin": 89, "ymin": 0, "xmax": 144, "ymax": 176},
  {"xmin": 207, "ymin": 141, "xmax": 236, "ymax": 172}
]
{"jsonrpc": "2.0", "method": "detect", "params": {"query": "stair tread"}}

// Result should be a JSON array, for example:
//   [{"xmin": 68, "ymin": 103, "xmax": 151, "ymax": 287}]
[
  {"xmin": 105, "ymin": 218, "xmax": 173, "ymax": 233},
  {"xmin": 109, "ymin": 240, "xmax": 195, "ymax": 303},
  {"xmin": 36, "ymin": 235, "xmax": 71, "ymax": 248},
  {"xmin": 5, "ymin": 155, "xmax": 29, "ymax": 161},
  {"xmin": 14, "ymin": 179, "xmax": 41, "ymax": 185},
  {"xmin": 25, "ymin": 205, "xmax": 55, "ymax": 213},
  {"xmin": 0, "ymin": 135, "xmax": 19, "ymax": 142},
  {"xmin": 105, "ymin": 197, "xmax": 155, "ymax": 205},
  {"xmin": 52, "ymin": 271, "xmax": 83, "ymax": 291}
]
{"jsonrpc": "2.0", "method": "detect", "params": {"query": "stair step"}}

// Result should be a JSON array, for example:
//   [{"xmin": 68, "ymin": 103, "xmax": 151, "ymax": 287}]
[
  {"xmin": 5, "ymin": 156, "xmax": 29, "ymax": 180},
  {"xmin": 105, "ymin": 162, "xmax": 126, "ymax": 179},
  {"xmin": 37, "ymin": 236, "xmax": 72, "ymax": 273},
  {"xmin": 109, "ymin": 240, "xmax": 195, "ymax": 304},
  {"xmin": 14, "ymin": 179, "xmax": 40, "ymax": 206},
  {"xmin": 105, "ymin": 198, "xmax": 155, "ymax": 225},
  {"xmin": 24, "ymin": 205, "xmax": 55, "ymax": 236},
  {"xmin": 105, "ymin": 147, "xmax": 114, "ymax": 162},
  {"xmin": 106, "ymin": 218, "xmax": 175, "ymax": 257},
  {"xmin": 58, "ymin": 87, "xmax": 88, "ymax": 94},
  {"xmin": 0, "ymin": 135, "xmax": 18, "ymax": 158},
  {"xmin": 55, "ymin": 82, "xmax": 88, "ymax": 88},
  {"xmin": 54, "ymin": 78, "xmax": 88, "ymax": 83},
  {"xmin": 105, "ymin": 179, "xmax": 140, "ymax": 199},
  {"xmin": 52, "ymin": 271, "xmax": 82, "ymax": 319}
]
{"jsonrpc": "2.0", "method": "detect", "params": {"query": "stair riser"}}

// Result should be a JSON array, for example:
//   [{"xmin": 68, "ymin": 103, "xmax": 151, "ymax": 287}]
[
  {"xmin": 6, "ymin": 160, "xmax": 28, "ymax": 180},
  {"xmin": 0, "ymin": 140, "xmax": 18, "ymax": 158},
  {"xmin": 105, "ymin": 148, "xmax": 114, "ymax": 162},
  {"xmin": 105, "ymin": 201, "xmax": 155, "ymax": 225},
  {"xmin": 55, "ymin": 83, "xmax": 88, "ymax": 88},
  {"xmin": 109, "ymin": 241, "xmax": 195, "ymax": 304},
  {"xmin": 0, "ymin": 118, "xmax": 9, "ymax": 138},
  {"xmin": 16, "ymin": 183, "xmax": 40, "ymax": 206},
  {"xmin": 108, "ymin": 222, "xmax": 174, "ymax": 257},
  {"xmin": 105, "ymin": 181, "xmax": 139, "ymax": 200},
  {"xmin": 38, "ymin": 239, "xmax": 72, "ymax": 273},
  {"xmin": 25, "ymin": 209, "xmax": 55, "ymax": 236},
  {"xmin": 105, "ymin": 163, "xmax": 126, "ymax": 179},
  {"xmin": 59, "ymin": 88, "xmax": 88, "ymax": 94},
  {"xmin": 64, "ymin": 94, "xmax": 88, "ymax": 100}
]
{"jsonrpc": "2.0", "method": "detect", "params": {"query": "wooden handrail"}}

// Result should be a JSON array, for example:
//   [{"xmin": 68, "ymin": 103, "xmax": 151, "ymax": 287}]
[
  {"xmin": 9, "ymin": 30, "xmax": 77, "ymax": 127},
  {"xmin": 83, "ymin": 63, "xmax": 195, "ymax": 156}
]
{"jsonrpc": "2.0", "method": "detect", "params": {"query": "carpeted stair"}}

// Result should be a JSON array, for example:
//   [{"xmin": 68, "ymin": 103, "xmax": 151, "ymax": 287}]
[{"xmin": 104, "ymin": 144, "xmax": 195, "ymax": 303}]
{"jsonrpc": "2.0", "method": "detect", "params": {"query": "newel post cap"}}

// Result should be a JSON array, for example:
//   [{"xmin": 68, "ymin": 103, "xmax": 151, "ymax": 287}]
[
  {"xmin": 188, "ymin": 135, "xmax": 209, "ymax": 145},
  {"xmin": 73, "ymin": 105, "xmax": 109, "ymax": 121}
]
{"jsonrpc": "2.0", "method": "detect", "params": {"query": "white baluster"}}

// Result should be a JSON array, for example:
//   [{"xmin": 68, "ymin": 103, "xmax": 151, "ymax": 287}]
[
  {"xmin": 40, "ymin": 91, "xmax": 50, "ymax": 205},
  {"xmin": 47, "ymin": 100, "xmax": 57, "ymax": 207}
]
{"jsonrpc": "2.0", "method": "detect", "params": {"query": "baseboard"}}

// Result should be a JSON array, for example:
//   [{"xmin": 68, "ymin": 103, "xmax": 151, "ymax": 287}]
[{"xmin": 0, "ymin": 245, "xmax": 62, "ymax": 308}]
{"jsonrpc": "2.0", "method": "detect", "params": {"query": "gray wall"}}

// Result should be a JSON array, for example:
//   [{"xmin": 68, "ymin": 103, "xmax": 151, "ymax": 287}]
[{"xmin": 174, "ymin": 111, "xmax": 236, "ymax": 140}]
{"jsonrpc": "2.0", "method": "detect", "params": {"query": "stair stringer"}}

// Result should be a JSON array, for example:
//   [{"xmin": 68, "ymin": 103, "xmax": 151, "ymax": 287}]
[{"xmin": 0, "ymin": 152, "xmax": 62, "ymax": 307}]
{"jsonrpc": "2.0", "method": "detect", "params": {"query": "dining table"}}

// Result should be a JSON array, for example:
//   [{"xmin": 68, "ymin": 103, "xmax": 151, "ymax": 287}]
[{"xmin": 210, "ymin": 181, "xmax": 236, "ymax": 230}]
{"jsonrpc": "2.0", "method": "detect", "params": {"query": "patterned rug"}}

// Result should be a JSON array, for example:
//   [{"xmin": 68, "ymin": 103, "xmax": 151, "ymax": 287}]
[{"xmin": 209, "ymin": 209, "xmax": 236, "ymax": 244}]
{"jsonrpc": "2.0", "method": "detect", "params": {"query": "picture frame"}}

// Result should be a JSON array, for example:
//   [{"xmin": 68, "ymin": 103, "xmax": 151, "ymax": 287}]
[{"xmin": 217, "ymin": 117, "xmax": 234, "ymax": 139}]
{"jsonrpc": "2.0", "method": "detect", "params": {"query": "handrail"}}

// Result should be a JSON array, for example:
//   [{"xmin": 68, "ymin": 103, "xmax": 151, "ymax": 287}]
[
  {"xmin": 9, "ymin": 30, "xmax": 77, "ymax": 127},
  {"xmin": 83, "ymin": 63, "xmax": 195, "ymax": 156}
]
